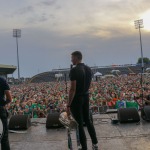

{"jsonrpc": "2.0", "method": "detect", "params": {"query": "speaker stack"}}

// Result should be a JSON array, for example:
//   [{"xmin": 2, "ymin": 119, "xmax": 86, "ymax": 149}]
[
  {"xmin": 46, "ymin": 112, "xmax": 63, "ymax": 129},
  {"xmin": 118, "ymin": 108, "xmax": 140, "ymax": 123},
  {"xmin": 141, "ymin": 106, "xmax": 150, "ymax": 121},
  {"xmin": 9, "ymin": 115, "xmax": 31, "ymax": 130}
]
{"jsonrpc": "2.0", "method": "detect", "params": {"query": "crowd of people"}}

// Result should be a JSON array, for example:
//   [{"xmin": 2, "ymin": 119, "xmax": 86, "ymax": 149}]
[{"xmin": 6, "ymin": 74, "xmax": 150, "ymax": 118}]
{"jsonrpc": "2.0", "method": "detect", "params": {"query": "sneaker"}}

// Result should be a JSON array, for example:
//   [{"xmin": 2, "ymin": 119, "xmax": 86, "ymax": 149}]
[{"xmin": 92, "ymin": 144, "xmax": 98, "ymax": 150}]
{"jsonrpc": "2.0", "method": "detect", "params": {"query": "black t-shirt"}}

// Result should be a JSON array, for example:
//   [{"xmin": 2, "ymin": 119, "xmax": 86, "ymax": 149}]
[
  {"xmin": 0, "ymin": 77, "xmax": 10, "ymax": 106},
  {"xmin": 69, "ymin": 63, "xmax": 92, "ymax": 96}
]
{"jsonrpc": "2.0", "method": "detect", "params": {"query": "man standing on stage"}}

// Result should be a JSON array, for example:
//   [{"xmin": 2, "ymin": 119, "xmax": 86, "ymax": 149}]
[
  {"xmin": 0, "ymin": 77, "xmax": 12, "ymax": 150},
  {"xmin": 67, "ymin": 51, "xmax": 98, "ymax": 150}
]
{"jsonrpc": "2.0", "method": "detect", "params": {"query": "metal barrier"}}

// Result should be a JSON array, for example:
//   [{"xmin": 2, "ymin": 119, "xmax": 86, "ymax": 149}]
[{"xmin": 90, "ymin": 105, "xmax": 109, "ymax": 114}]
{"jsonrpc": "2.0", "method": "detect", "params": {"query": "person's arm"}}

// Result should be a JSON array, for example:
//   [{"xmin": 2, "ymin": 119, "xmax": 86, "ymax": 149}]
[
  {"xmin": 67, "ymin": 80, "xmax": 76, "ymax": 107},
  {"xmin": 68, "ymin": 68, "xmax": 77, "ymax": 107},
  {"xmin": 4, "ymin": 90, "xmax": 12, "ymax": 105},
  {"xmin": 1, "ymin": 78, "xmax": 12, "ymax": 105}
]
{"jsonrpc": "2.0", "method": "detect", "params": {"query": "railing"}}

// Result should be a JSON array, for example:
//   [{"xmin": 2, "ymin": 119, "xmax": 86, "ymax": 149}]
[{"xmin": 90, "ymin": 105, "xmax": 109, "ymax": 114}]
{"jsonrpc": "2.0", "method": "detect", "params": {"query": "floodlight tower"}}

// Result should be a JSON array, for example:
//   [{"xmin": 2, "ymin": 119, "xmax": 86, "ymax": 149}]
[
  {"xmin": 13, "ymin": 29, "xmax": 21, "ymax": 80},
  {"xmin": 134, "ymin": 19, "xmax": 144, "ymax": 73},
  {"xmin": 134, "ymin": 19, "xmax": 144, "ymax": 105}
]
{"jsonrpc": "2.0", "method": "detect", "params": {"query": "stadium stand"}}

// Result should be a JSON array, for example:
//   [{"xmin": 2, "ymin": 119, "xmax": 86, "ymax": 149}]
[
  {"xmin": 0, "ymin": 64, "xmax": 16, "ymax": 78},
  {"xmin": 29, "ymin": 64, "xmax": 150, "ymax": 83}
]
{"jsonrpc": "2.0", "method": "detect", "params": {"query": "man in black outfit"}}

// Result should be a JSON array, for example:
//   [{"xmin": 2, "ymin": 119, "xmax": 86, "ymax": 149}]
[
  {"xmin": 67, "ymin": 51, "xmax": 98, "ymax": 150},
  {"xmin": 0, "ymin": 77, "xmax": 12, "ymax": 150}
]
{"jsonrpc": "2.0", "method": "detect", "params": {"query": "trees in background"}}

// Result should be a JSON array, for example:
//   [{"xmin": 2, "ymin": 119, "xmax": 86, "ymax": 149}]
[{"xmin": 137, "ymin": 57, "xmax": 150, "ymax": 64}]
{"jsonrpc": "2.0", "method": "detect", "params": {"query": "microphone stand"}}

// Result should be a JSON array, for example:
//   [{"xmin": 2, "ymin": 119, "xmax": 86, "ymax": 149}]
[{"xmin": 140, "ymin": 61, "xmax": 145, "ymax": 120}]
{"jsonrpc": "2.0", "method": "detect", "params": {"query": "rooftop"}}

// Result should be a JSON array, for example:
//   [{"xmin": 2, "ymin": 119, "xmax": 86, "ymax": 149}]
[{"xmin": 0, "ymin": 64, "xmax": 16, "ymax": 74}]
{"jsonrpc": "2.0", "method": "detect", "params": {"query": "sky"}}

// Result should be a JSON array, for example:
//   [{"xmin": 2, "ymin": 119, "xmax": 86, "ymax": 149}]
[{"xmin": 0, "ymin": 0, "xmax": 150, "ymax": 78}]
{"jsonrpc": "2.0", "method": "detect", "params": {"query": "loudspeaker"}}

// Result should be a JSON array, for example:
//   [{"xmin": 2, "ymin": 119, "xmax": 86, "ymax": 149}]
[
  {"xmin": 141, "ymin": 106, "xmax": 150, "ymax": 121},
  {"xmin": 46, "ymin": 112, "xmax": 63, "ymax": 129},
  {"xmin": 9, "ymin": 115, "xmax": 31, "ymax": 130},
  {"xmin": 118, "ymin": 108, "xmax": 140, "ymax": 123}
]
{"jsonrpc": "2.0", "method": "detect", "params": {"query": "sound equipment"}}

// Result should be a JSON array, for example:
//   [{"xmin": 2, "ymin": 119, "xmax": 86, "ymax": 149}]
[
  {"xmin": 141, "ymin": 106, "xmax": 150, "ymax": 121},
  {"xmin": 9, "ymin": 115, "xmax": 31, "ymax": 130},
  {"xmin": 46, "ymin": 112, "xmax": 63, "ymax": 129},
  {"xmin": 118, "ymin": 108, "xmax": 140, "ymax": 123}
]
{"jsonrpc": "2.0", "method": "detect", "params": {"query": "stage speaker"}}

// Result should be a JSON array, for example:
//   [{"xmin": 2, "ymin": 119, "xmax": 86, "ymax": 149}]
[
  {"xmin": 46, "ymin": 112, "xmax": 63, "ymax": 129},
  {"xmin": 9, "ymin": 115, "xmax": 31, "ymax": 130},
  {"xmin": 118, "ymin": 108, "xmax": 140, "ymax": 123},
  {"xmin": 141, "ymin": 106, "xmax": 150, "ymax": 121}
]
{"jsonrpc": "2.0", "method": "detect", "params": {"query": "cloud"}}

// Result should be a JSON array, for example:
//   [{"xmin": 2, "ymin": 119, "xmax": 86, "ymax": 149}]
[
  {"xmin": 41, "ymin": 0, "xmax": 57, "ymax": 6},
  {"xmin": 1, "ymin": 0, "xmax": 150, "ymax": 38},
  {"xmin": 26, "ymin": 13, "xmax": 48, "ymax": 24},
  {"xmin": 14, "ymin": 6, "xmax": 34, "ymax": 16},
  {"xmin": 0, "ymin": 0, "xmax": 150, "ymax": 77}
]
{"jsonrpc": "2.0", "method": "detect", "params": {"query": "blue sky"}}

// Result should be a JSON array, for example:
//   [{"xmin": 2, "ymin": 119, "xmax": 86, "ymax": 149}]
[{"xmin": 0, "ymin": 0, "xmax": 150, "ymax": 77}]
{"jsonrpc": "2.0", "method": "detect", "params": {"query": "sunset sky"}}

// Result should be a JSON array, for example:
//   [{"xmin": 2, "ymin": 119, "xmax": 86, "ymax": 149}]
[{"xmin": 0, "ymin": 0, "xmax": 150, "ymax": 77}]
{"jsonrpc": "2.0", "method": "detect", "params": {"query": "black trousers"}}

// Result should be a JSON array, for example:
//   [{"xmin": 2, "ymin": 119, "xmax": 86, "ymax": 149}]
[
  {"xmin": 70, "ymin": 94, "xmax": 98, "ymax": 150},
  {"xmin": 0, "ymin": 107, "xmax": 10, "ymax": 150}
]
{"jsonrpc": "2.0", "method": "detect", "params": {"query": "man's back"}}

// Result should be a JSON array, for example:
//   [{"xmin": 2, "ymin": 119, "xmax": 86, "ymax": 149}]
[
  {"xmin": 69, "ymin": 63, "xmax": 92, "ymax": 96},
  {"xmin": 84, "ymin": 65, "xmax": 92, "ymax": 94}
]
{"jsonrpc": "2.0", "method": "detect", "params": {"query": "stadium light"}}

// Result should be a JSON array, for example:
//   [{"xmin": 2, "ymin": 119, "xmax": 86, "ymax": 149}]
[
  {"xmin": 134, "ymin": 19, "xmax": 144, "ymax": 106},
  {"xmin": 134, "ymin": 19, "xmax": 144, "ymax": 72},
  {"xmin": 13, "ymin": 29, "xmax": 21, "ymax": 80}
]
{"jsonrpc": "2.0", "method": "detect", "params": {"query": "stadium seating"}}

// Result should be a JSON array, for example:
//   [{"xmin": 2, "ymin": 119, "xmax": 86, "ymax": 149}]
[{"xmin": 29, "ymin": 64, "xmax": 150, "ymax": 83}]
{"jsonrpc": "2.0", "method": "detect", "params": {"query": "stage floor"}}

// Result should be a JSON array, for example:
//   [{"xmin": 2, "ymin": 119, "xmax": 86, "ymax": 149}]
[{"xmin": 5, "ymin": 114, "xmax": 150, "ymax": 150}]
